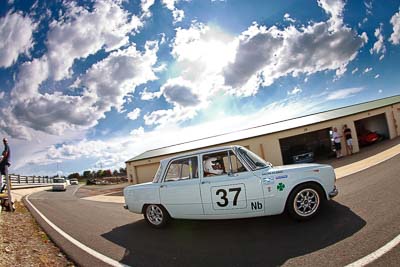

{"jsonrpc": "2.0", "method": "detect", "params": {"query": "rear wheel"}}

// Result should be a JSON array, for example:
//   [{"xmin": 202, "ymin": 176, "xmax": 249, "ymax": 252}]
[
  {"xmin": 287, "ymin": 183, "xmax": 323, "ymax": 221},
  {"xmin": 144, "ymin": 204, "xmax": 170, "ymax": 228}
]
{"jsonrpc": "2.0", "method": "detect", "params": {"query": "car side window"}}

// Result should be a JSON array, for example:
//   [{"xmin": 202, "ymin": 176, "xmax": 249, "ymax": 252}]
[
  {"xmin": 229, "ymin": 153, "xmax": 247, "ymax": 173},
  {"xmin": 202, "ymin": 150, "xmax": 246, "ymax": 178},
  {"xmin": 165, "ymin": 156, "xmax": 198, "ymax": 182}
]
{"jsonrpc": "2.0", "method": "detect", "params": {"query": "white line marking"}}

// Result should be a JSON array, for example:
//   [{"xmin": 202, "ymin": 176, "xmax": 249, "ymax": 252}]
[
  {"xmin": 25, "ymin": 194, "xmax": 130, "ymax": 267},
  {"xmin": 345, "ymin": 234, "xmax": 400, "ymax": 267},
  {"xmin": 336, "ymin": 151, "xmax": 400, "ymax": 179},
  {"xmin": 71, "ymin": 184, "xmax": 82, "ymax": 196}
]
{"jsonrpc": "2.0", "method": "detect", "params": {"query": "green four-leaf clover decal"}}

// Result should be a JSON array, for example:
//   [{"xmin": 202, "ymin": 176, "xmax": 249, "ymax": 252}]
[{"xmin": 277, "ymin": 182, "xmax": 285, "ymax": 191}]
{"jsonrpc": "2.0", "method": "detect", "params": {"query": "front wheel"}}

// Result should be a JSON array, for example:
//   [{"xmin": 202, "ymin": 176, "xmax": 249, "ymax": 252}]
[
  {"xmin": 286, "ymin": 183, "xmax": 324, "ymax": 221},
  {"xmin": 144, "ymin": 204, "xmax": 170, "ymax": 228}
]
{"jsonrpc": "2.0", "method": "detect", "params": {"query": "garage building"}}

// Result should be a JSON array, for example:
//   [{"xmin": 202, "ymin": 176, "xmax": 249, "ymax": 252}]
[{"xmin": 126, "ymin": 96, "xmax": 400, "ymax": 184}]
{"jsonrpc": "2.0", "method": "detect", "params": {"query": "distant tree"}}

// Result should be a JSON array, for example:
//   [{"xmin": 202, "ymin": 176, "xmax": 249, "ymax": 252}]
[
  {"xmin": 96, "ymin": 170, "xmax": 103, "ymax": 177},
  {"xmin": 113, "ymin": 169, "xmax": 118, "ymax": 176},
  {"xmin": 68, "ymin": 173, "xmax": 80, "ymax": 179},
  {"xmin": 104, "ymin": 169, "xmax": 112, "ymax": 177},
  {"xmin": 83, "ymin": 170, "xmax": 92, "ymax": 179},
  {"xmin": 119, "ymin": 167, "xmax": 126, "ymax": 175}
]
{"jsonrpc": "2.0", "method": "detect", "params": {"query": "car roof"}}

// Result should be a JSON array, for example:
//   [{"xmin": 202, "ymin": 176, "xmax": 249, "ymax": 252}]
[{"xmin": 159, "ymin": 145, "xmax": 243, "ymax": 164}]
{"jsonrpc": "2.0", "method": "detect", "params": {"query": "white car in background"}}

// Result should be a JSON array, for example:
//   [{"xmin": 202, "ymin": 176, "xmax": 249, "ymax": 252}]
[
  {"xmin": 70, "ymin": 178, "xmax": 79, "ymax": 185},
  {"xmin": 124, "ymin": 145, "xmax": 338, "ymax": 228},
  {"xmin": 52, "ymin": 177, "xmax": 67, "ymax": 191}
]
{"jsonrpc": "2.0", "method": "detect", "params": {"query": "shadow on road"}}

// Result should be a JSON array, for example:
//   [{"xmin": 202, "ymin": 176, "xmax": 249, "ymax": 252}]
[{"xmin": 102, "ymin": 201, "xmax": 365, "ymax": 267}]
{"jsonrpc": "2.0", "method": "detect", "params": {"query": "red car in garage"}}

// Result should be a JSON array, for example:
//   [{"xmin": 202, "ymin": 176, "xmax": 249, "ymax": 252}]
[{"xmin": 358, "ymin": 131, "xmax": 382, "ymax": 146}]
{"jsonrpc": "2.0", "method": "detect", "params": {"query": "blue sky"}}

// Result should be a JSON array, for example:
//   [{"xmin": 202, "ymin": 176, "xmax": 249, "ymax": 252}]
[{"xmin": 0, "ymin": 0, "xmax": 399, "ymax": 176}]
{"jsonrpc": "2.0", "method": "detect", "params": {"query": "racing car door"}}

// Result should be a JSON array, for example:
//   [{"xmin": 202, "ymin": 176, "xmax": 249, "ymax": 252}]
[
  {"xmin": 200, "ymin": 149, "xmax": 265, "ymax": 217},
  {"xmin": 159, "ymin": 156, "xmax": 203, "ymax": 217}
]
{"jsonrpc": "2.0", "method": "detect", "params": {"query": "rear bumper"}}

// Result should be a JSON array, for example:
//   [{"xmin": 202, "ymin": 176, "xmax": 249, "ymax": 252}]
[{"xmin": 329, "ymin": 186, "xmax": 338, "ymax": 198}]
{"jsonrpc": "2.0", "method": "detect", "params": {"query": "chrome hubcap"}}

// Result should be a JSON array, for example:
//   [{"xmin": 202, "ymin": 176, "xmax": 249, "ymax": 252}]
[
  {"xmin": 146, "ymin": 205, "xmax": 163, "ymax": 225},
  {"xmin": 294, "ymin": 188, "xmax": 320, "ymax": 217}
]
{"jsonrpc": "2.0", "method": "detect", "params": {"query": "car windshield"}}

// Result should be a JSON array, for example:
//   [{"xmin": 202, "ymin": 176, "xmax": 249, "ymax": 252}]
[
  {"xmin": 237, "ymin": 147, "xmax": 271, "ymax": 170},
  {"xmin": 54, "ymin": 178, "xmax": 65, "ymax": 183}
]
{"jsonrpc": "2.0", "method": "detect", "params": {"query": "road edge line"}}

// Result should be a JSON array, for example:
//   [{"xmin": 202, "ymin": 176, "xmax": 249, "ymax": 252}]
[
  {"xmin": 25, "ymin": 194, "xmax": 130, "ymax": 267},
  {"xmin": 345, "ymin": 233, "xmax": 400, "ymax": 267}
]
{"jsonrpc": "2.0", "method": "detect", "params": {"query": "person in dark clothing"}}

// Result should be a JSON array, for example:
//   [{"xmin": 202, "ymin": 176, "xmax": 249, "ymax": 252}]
[
  {"xmin": 0, "ymin": 138, "xmax": 11, "ymax": 192},
  {"xmin": 343, "ymin": 124, "xmax": 353, "ymax": 155}
]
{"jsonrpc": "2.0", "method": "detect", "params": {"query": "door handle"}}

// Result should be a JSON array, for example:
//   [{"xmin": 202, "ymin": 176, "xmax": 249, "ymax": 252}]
[
  {"xmin": 201, "ymin": 181, "xmax": 210, "ymax": 184},
  {"xmin": 160, "ymin": 185, "xmax": 167, "ymax": 188}
]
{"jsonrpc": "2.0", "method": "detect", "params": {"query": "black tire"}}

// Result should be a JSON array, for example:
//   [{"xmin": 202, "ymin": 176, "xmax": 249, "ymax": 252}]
[
  {"xmin": 286, "ymin": 183, "xmax": 324, "ymax": 221},
  {"xmin": 144, "ymin": 204, "xmax": 170, "ymax": 228}
]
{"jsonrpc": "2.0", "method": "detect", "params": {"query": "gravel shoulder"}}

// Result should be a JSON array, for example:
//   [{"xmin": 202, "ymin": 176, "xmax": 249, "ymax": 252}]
[{"xmin": 0, "ymin": 201, "xmax": 74, "ymax": 267}]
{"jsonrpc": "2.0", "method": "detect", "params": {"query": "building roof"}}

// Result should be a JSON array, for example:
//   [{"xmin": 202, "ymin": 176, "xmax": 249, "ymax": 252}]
[{"xmin": 127, "ymin": 95, "xmax": 400, "ymax": 163}]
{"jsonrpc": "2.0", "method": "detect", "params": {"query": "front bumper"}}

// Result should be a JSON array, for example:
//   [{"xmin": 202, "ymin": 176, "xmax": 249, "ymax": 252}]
[{"xmin": 329, "ymin": 186, "xmax": 338, "ymax": 198}]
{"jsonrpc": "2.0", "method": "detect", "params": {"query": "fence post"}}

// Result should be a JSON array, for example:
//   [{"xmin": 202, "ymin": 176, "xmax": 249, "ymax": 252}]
[
  {"xmin": 18, "ymin": 174, "xmax": 20, "ymax": 184},
  {"xmin": 26, "ymin": 176, "xmax": 28, "ymax": 183}
]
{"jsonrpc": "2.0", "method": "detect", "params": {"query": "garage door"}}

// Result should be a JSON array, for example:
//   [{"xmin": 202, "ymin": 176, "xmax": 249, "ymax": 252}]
[
  {"xmin": 279, "ymin": 128, "xmax": 333, "ymax": 165},
  {"xmin": 355, "ymin": 113, "xmax": 389, "ymax": 148},
  {"xmin": 136, "ymin": 163, "xmax": 160, "ymax": 184}
]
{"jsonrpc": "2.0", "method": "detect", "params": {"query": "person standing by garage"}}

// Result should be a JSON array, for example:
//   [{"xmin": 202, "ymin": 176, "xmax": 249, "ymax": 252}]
[
  {"xmin": 343, "ymin": 124, "xmax": 353, "ymax": 155},
  {"xmin": 0, "ymin": 138, "xmax": 11, "ymax": 193},
  {"xmin": 332, "ymin": 127, "xmax": 342, "ymax": 159}
]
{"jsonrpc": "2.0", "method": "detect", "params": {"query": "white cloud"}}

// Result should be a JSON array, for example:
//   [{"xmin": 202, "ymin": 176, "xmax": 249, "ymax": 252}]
[
  {"xmin": 161, "ymin": 77, "xmax": 201, "ymax": 107},
  {"xmin": 378, "ymin": 89, "xmax": 383, "ymax": 93},
  {"xmin": 141, "ymin": 0, "xmax": 155, "ymax": 17},
  {"xmin": 127, "ymin": 108, "xmax": 141, "ymax": 120},
  {"xmin": 374, "ymin": 74, "xmax": 380, "ymax": 79},
  {"xmin": 0, "ymin": 107, "xmax": 32, "ymax": 140},
  {"xmin": 80, "ymin": 42, "xmax": 159, "ymax": 112},
  {"xmin": 141, "ymin": 23, "xmax": 237, "ymax": 125},
  {"xmin": 46, "ymin": 0, "xmax": 142, "ymax": 80},
  {"xmin": 144, "ymin": 106, "xmax": 198, "ymax": 126},
  {"xmin": 351, "ymin": 67, "xmax": 359, "ymax": 74},
  {"xmin": 389, "ymin": 9, "xmax": 400, "ymax": 45},
  {"xmin": 140, "ymin": 87, "xmax": 162, "ymax": 100},
  {"xmin": 224, "ymin": 21, "xmax": 367, "ymax": 94},
  {"xmin": 36, "ymin": 138, "xmax": 130, "ymax": 172},
  {"xmin": 145, "ymin": 1, "xmax": 366, "ymax": 126},
  {"xmin": 0, "ymin": 11, "xmax": 36, "ymax": 68},
  {"xmin": 317, "ymin": 0, "xmax": 345, "ymax": 30},
  {"xmin": 284, "ymin": 13, "xmax": 296, "ymax": 23},
  {"xmin": 287, "ymin": 86, "xmax": 302, "ymax": 95},
  {"xmin": 326, "ymin": 87, "xmax": 364, "ymax": 100},
  {"xmin": 6, "ymin": 42, "xmax": 159, "ymax": 139},
  {"xmin": 364, "ymin": 67, "xmax": 372, "ymax": 73},
  {"xmin": 130, "ymin": 126, "xmax": 144, "ymax": 136},
  {"xmin": 370, "ymin": 24, "xmax": 386, "ymax": 59},
  {"xmin": 358, "ymin": 17, "xmax": 368, "ymax": 28},
  {"xmin": 364, "ymin": 1, "xmax": 373, "ymax": 15},
  {"xmin": 162, "ymin": 0, "xmax": 185, "ymax": 23},
  {"xmin": 0, "ymin": 91, "xmax": 4, "ymax": 99},
  {"xmin": 11, "ymin": 57, "xmax": 49, "ymax": 102}
]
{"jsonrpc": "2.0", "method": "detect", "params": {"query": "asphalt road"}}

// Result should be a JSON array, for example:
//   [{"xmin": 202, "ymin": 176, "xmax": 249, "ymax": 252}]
[{"xmin": 26, "ymin": 155, "xmax": 400, "ymax": 267}]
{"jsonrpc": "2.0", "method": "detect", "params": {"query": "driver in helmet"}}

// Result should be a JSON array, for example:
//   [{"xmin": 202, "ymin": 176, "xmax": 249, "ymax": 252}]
[{"xmin": 203, "ymin": 157, "xmax": 225, "ymax": 176}]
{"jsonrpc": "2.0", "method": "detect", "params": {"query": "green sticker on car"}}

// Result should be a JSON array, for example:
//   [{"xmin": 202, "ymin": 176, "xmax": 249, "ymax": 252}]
[{"xmin": 277, "ymin": 182, "xmax": 285, "ymax": 191}]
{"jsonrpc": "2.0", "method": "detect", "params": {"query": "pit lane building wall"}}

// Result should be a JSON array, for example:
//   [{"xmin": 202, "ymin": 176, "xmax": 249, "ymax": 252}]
[{"xmin": 126, "ymin": 96, "xmax": 400, "ymax": 184}]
